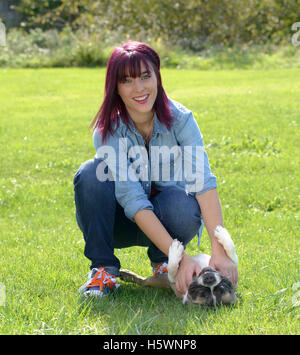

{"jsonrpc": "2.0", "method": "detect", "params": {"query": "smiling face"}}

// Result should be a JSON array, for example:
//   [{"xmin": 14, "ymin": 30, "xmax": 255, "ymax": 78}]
[{"xmin": 117, "ymin": 60, "xmax": 158, "ymax": 126}]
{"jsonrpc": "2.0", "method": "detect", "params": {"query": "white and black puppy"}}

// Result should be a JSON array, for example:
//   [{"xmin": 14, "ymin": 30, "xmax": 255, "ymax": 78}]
[{"xmin": 168, "ymin": 226, "xmax": 238, "ymax": 307}]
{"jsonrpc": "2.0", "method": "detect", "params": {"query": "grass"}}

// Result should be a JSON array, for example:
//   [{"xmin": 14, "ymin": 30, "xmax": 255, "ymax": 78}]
[{"xmin": 0, "ymin": 67, "xmax": 299, "ymax": 335}]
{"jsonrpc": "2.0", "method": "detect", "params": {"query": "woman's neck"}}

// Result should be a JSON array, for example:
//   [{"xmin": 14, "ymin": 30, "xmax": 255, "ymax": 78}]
[{"xmin": 131, "ymin": 112, "xmax": 154, "ymax": 137}]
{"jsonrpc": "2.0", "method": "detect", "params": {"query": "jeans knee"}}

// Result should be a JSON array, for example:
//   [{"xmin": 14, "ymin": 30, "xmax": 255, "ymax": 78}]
[
  {"xmin": 153, "ymin": 187, "xmax": 202, "ymax": 241},
  {"xmin": 74, "ymin": 159, "xmax": 96, "ymax": 185},
  {"xmin": 74, "ymin": 158, "xmax": 114, "ymax": 199},
  {"xmin": 174, "ymin": 204, "xmax": 202, "ymax": 242}
]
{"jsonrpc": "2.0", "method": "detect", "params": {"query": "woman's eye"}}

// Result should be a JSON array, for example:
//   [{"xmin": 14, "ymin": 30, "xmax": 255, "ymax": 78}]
[
  {"xmin": 120, "ymin": 77, "xmax": 132, "ymax": 84},
  {"xmin": 120, "ymin": 74, "xmax": 150, "ymax": 83}
]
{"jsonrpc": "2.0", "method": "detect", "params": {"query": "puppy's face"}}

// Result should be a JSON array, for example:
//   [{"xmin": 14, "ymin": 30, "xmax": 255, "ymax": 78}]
[{"xmin": 184, "ymin": 267, "xmax": 237, "ymax": 307}]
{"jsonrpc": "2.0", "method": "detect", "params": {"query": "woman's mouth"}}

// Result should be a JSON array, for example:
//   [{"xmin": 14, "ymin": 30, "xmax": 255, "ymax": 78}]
[{"xmin": 133, "ymin": 94, "xmax": 149, "ymax": 104}]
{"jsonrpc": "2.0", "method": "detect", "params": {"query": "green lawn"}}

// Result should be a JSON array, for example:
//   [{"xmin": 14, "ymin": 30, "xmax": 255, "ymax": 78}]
[{"xmin": 0, "ymin": 67, "xmax": 299, "ymax": 335}]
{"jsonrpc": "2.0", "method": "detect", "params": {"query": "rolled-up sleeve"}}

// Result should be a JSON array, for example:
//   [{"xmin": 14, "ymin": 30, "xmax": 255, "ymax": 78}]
[
  {"xmin": 173, "ymin": 107, "xmax": 217, "ymax": 196},
  {"xmin": 93, "ymin": 129, "xmax": 153, "ymax": 222}
]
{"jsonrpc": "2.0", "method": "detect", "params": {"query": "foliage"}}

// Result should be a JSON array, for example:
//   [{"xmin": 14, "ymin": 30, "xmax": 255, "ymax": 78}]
[
  {"xmin": 1, "ymin": 26, "xmax": 300, "ymax": 69},
  {"xmin": 12, "ymin": 0, "xmax": 300, "ymax": 49}
]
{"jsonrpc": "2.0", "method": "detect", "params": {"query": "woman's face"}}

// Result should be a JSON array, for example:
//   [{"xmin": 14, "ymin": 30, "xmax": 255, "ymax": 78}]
[{"xmin": 117, "ymin": 61, "xmax": 158, "ymax": 125}]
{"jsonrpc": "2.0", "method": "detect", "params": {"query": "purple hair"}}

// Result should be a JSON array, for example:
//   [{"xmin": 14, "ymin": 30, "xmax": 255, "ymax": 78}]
[{"xmin": 90, "ymin": 41, "xmax": 173, "ymax": 143}]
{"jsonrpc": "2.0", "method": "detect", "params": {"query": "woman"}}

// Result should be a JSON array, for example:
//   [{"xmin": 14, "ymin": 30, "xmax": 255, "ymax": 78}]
[{"xmin": 74, "ymin": 41, "xmax": 238, "ymax": 297}]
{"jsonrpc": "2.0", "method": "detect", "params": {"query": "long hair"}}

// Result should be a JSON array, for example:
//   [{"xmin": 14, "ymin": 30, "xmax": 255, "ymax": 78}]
[{"xmin": 90, "ymin": 41, "xmax": 173, "ymax": 143}]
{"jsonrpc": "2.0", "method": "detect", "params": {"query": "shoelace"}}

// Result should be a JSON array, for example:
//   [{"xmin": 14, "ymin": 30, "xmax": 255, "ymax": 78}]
[
  {"xmin": 84, "ymin": 267, "xmax": 118, "ymax": 292},
  {"xmin": 153, "ymin": 262, "xmax": 168, "ymax": 276}
]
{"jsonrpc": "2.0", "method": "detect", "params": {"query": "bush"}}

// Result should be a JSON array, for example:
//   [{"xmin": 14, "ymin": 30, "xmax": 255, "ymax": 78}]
[
  {"xmin": 13, "ymin": 0, "xmax": 300, "ymax": 49},
  {"xmin": 0, "ymin": 26, "xmax": 110, "ymax": 68},
  {"xmin": 0, "ymin": 27, "xmax": 299, "ymax": 69}
]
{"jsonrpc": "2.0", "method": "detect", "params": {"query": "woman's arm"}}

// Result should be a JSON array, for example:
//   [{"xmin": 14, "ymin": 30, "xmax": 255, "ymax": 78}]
[
  {"xmin": 134, "ymin": 209, "xmax": 174, "ymax": 256},
  {"xmin": 195, "ymin": 188, "xmax": 238, "ymax": 286},
  {"xmin": 134, "ymin": 209, "xmax": 201, "ymax": 294}
]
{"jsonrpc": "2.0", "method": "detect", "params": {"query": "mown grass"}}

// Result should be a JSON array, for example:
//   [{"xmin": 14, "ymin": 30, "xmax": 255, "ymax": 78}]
[{"xmin": 0, "ymin": 67, "xmax": 299, "ymax": 334}]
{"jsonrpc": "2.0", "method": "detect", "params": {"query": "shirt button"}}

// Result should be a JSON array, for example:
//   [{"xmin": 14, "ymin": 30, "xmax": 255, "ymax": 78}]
[
  {"xmin": 146, "ymin": 183, "xmax": 149, "ymax": 187},
  {"xmin": 145, "ymin": 165, "xmax": 148, "ymax": 169}
]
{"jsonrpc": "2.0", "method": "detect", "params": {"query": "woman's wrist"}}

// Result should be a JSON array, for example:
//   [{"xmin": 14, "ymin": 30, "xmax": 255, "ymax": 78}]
[
  {"xmin": 180, "ymin": 251, "xmax": 190, "ymax": 264},
  {"xmin": 210, "ymin": 238, "xmax": 227, "ymax": 258}
]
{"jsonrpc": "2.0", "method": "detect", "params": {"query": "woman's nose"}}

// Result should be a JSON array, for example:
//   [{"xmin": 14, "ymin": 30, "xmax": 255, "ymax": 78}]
[{"xmin": 133, "ymin": 78, "xmax": 144, "ymax": 92}]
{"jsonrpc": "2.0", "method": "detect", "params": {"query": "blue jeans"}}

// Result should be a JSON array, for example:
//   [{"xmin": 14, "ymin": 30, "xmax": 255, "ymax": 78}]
[{"xmin": 73, "ymin": 158, "xmax": 203, "ymax": 277}]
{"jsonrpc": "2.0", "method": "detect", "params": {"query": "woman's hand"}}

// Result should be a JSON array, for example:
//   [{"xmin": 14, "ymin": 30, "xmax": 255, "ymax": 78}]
[
  {"xmin": 209, "ymin": 251, "xmax": 238, "ymax": 287},
  {"xmin": 175, "ymin": 253, "xmax": 201, "ymax": 294}
]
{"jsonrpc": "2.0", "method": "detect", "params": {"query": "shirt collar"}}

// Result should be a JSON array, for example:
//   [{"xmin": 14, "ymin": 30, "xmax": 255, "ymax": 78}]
[{"xmin": 153, "ymin": 112, "xmax": 169, "ymax": 135}]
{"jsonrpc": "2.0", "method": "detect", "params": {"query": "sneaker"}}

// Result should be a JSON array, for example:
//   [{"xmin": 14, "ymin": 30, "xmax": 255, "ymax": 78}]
[
  {"xmin": 78, "ymin": 267, "xmax": 119, "ymax": 297},
  {"xmin": 153, "ymin": 262, "xmax": 168, "ymax": 276}
]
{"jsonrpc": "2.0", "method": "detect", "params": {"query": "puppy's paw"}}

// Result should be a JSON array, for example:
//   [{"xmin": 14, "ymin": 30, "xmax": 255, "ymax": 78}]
[
  {"xmin": 214, "ymin": 226, "xmax": 238, "ymax": 266},
  {"xmin": 168, "ymin": 239, "xmax": 184, "ymax": 283}
]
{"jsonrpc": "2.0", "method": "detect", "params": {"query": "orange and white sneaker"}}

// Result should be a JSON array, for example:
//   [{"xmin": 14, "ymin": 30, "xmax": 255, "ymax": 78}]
[
  {"xmin": 153, "ymin": 262, "xmax": 168, "ymax": 276},
  {"xmin": 78, "ymin": 267, "xmax": 119, "ymax": 297}
]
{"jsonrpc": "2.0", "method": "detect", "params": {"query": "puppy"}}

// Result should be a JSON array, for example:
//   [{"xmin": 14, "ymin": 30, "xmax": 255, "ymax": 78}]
[{"xmin": 168, "ymin": 226, "xmax": 238, "ymax": 307}]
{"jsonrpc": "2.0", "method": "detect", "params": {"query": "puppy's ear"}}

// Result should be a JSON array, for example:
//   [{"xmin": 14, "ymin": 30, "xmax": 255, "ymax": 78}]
[
  {"xmin": 219, "ymin": 287, "xmax": 237, "ymax": 305},
  {"xmin": 220, "ymin": 274, "xmax": 233, "ymax": 289},
  {"xmin": 213, "ymin": 276, "xmax": 237, "ymax": 305}
]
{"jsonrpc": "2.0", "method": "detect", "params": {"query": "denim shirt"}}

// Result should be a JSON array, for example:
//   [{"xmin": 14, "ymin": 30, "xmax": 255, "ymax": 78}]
[{"xmin": 93, "ymin": 98, "xmax": 217, "ymax": 223}]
